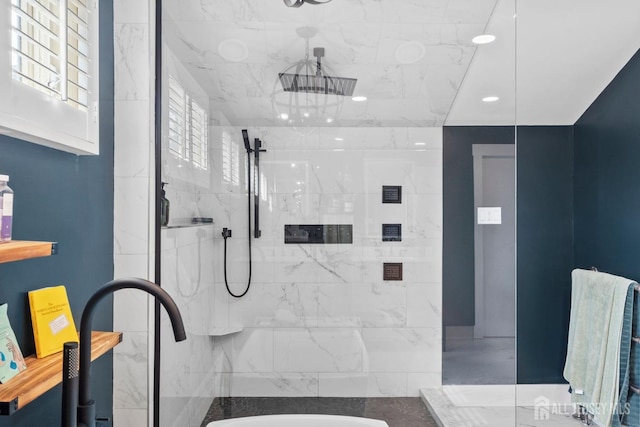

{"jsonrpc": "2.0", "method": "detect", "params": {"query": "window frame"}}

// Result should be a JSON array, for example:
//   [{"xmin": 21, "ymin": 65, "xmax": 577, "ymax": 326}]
[{"xmin": 0, "ymin": 0, "xmax": 99, "ymax": 155}]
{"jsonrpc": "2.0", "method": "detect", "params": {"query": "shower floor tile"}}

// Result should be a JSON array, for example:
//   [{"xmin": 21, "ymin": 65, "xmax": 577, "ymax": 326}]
[
  {"xmin": 443, "ymin": 337, "xmax": 516, "ymax": 385},
  {"xmin": 422, "ymin": 387, "xmax": 579, "ymax": 427},
  {"xmin": 200, "ymin": 397, "xmax": 438, "ymax": 427}
]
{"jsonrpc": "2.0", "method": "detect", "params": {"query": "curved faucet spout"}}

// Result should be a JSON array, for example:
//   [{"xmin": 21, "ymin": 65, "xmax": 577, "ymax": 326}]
[{"xmin": 73, "ymin": 278, "xmax": 186, "ymax": 427}]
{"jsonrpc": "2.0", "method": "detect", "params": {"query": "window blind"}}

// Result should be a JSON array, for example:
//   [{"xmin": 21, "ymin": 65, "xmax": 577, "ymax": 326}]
[{"xmin": 11, "ymin": 0, "xmax": 90, "ymax": 111}]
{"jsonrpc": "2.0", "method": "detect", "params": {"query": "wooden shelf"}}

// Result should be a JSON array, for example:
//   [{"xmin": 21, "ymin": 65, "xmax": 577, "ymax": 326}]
[
  {"xmin": 0, "ymin": 241, "xmax": 58, "ymax": 264},
  {"xmin": 0, "ymin": 331, "xmax": 122, "ymax": 415}
]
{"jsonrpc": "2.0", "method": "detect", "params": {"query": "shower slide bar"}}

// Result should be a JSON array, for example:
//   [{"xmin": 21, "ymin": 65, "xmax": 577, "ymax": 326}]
[{"xmin": 253, "ymin": 137, "xmax": 266, "ymax": 239}]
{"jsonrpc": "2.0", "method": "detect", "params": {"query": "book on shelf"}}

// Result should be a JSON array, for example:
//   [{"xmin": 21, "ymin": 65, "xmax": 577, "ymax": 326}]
[
  {"xmin": 28, "ymin": 285, "xmax": 78, "ymax": 359},
  {"xmin": 0, "ymin": 303, "xmax": 27, "ymax": 383}
]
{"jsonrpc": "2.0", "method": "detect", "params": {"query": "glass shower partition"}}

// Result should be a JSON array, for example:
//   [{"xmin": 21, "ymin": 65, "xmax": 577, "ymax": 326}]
[{"xmin": 157, "ymin": 1, "xmax": 518, "ymax": 427}]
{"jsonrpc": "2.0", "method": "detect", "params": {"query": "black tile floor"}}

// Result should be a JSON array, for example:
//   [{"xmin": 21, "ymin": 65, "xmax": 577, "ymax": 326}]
[{"xmin": 200, "ymin": 397, "xmax": 438, "ymax": 427}]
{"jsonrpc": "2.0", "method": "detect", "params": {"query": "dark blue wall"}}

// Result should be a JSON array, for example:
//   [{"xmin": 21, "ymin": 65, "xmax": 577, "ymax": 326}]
[
  {"xmin": 516, "ymin": 126, "xmax": 574, "ymax": 383},
  {"xmin": 0, "ymin": 1, "xmax": 114, "ymax": 425},
  {"xmin": 574, "ymin": 48, "xmax": 640, "ymax": 279}
]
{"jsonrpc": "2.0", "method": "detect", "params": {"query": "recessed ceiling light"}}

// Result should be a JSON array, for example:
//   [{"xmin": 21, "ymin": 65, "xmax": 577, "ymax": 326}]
[
  {"xmin": 352, "ymin": 96, "xmax": 367, "ymax": 102},
  {"xmin": 279, "ymin": 113, "xmax": 289, "ymax": 120},
  {"xmin": 335, "ymin": 137, "xmax": 344, "ymax": 141},
  {"xmin": 482, "ymin": 96, "xmax": 500, "ymax": 103},
  {"xmin": 415, "ymin": 142, "xmax": 426, "ymax": 146},
  {"xmin": 333, "ymin": 148, "xmax": 345, "ymax": 152},
  {"xmin": 326, "ymin": 118, "xmax": 333, "ymax": 123},
  {"xmin": 395, "ymin": 41, "xmax": 425, "ymax": 64},
  {"xmin": 217, "ymin": 39, "xmax": 249, "ymax": 62},
  {"xmin": 472, "ymin": 34, "xmax": 496, "ymax": 45}
]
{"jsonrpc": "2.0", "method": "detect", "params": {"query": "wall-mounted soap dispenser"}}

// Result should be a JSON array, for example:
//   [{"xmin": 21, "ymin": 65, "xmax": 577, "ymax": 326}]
[{"xmin": 160, "ymin": 182, "xmax": 170, "ymax": 226}]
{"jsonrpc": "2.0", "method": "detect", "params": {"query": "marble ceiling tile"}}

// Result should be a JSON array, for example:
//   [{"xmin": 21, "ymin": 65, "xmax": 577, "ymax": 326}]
[
  {"xmin": 181, "ymin": 63, "xmax": 224, "ymax": 100},
  {"xmin": 164, "ymin": 0, "xmax": 497, "ymax": 127},
  {"xmin": 321, "ymin": 0, "xmax": 385, "ymax": 24},
  {"xmin": 163, "ymin": 0, "xmax": 233, "ymax": 22},
  {"xmin": 420, "ymin": 64, "xmax": 470, "ymax": 115},
  {"xmin": 379, "ymin": 0, "xmax": 448, "ymax": 24},
  {"xmin": 211, "ymin": 64, "xmax": 272, "ymax": 98},
  {"xmin": 174, "ymin": 21, "xmax": 268, "ymax": 64},
  {"xmin": 365, "ymin": 99, "xmax": 444, "ymax": 125},
  {"xmin": 315, "ymin": 23, "xmax": 382, "ymax": 65},
  {"xmin": 444, "ymin": 0, "xmax": 499, "ymax": 24},
  {"xmin": 263, "ymin": 23, "xmax": 381, "ymax": 66}
]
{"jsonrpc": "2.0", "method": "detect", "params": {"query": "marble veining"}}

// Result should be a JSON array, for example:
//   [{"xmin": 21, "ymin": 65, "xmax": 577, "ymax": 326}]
[{"xmin": 184, "ymin": 125, "xmax": 445, "ymax": 398}]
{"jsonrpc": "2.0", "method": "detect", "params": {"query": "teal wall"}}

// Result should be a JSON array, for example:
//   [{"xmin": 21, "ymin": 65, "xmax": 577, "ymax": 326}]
[
  {"xmin": 574, "ymin": 48, "xmax": 640, "ymax": 279},
  {"xmin": 0, "ymin": 1, "xmax": 114, "ymax": 425},
  {"xmin": 516, "ymin": 126, "xmax": 574, "ymax": 383}
]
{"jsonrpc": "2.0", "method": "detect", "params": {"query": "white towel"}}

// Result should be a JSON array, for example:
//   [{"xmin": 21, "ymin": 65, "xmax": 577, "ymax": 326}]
[{"xmin": 563, "ymin": 269, "xmax": 634, "ymax": 427}]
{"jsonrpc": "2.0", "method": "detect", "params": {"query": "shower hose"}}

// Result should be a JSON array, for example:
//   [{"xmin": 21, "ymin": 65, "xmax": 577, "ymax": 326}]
[{"xmin": 221, "ymin": 145, "xmax": 253, "ymax": 298}]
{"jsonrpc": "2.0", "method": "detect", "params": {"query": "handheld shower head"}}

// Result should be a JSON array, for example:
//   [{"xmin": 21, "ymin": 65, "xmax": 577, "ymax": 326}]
[{"xmin": 242, "ymin": 129, "xmax": 252, "ymax": 153}]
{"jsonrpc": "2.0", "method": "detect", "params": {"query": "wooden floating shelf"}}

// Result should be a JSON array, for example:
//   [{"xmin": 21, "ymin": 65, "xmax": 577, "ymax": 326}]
[
  {"xmin": 0, "ymin": 241, "xmax": 58, "ymax": 264},
  {"xmin": 0, "ymin": 331, "xmax": 122, "ymax": 415}
]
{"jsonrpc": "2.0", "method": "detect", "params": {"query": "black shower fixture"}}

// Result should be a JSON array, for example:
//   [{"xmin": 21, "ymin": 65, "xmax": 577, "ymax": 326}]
[
  {"xmin": 221, "ymin": 129, "xmax": 267, "ymax": 299},
  {"xmin": 284, "ymin": 0, "xmax": 332, "ymax": 7}
]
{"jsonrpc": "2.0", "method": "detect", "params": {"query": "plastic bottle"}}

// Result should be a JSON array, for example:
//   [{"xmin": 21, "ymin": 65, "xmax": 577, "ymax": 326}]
[
  {"xmin": 160, "ymin": 182, "xmax": 170, "ymax": 227},
  {"xmin": 0, "ymin": 175, "xmax": 14, "ymax": 242}
]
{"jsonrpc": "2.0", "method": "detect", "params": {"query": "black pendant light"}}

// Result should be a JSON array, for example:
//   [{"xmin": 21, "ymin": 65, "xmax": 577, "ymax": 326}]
[{"xmin": 283, "ymin": 0, "xmax": 332, "ymax": 7}]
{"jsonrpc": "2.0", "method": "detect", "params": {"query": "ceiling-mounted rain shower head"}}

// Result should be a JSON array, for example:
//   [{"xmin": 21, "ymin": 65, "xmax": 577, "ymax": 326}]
[
  {"xmin": 278, "ymin": 47, "xmax": 357, "ymax": 96},
  {"xmin": 242, "ymin": 129, "xmax": 251, "ymax": 152}
]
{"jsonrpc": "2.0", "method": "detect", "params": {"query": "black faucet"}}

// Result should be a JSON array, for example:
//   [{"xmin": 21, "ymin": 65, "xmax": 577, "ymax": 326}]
[{"xmin": 61, "ymin": 278, "xmax": 187, "ymax": 427}]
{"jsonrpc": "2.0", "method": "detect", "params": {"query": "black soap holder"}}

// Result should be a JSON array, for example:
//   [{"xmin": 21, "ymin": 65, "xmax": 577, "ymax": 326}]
[{"xmin": 382, "ymin": 185, "xmax": 402, "ymax": 203}]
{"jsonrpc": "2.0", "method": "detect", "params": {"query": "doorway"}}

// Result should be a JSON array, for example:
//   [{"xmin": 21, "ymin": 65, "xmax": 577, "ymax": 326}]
[{"xmin": 473, "ymin": 144, "xmax": 516, "ymax": 339}]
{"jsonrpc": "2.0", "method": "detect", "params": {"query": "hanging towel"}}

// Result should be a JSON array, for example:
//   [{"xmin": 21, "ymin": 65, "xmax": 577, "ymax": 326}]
[{"xmin": 563, "ymin": 269, "xmax": 636, "ymax": 427}]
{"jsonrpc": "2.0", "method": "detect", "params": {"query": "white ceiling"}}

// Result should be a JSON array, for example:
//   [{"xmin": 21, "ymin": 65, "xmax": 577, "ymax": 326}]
[{"xmin": 163, "ymin": 0, "xmax": 640, "ymax": 127}]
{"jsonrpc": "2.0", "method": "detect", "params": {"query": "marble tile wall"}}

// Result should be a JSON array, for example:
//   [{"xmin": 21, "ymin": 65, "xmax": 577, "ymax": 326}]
[
  {"xmin": 206, "ymin": 126, "xmax": 443, "ymax": 397},
  {"xmin": 158, "ymin": 38, "xmax": 220, "ymax": 427},
  {"xmin": 159, "ymin": 226, "xmax": 219, "ymax": 427},
  {"xmin": 113, "ymin": 1, "xmax": 155, "ymax": 426}
]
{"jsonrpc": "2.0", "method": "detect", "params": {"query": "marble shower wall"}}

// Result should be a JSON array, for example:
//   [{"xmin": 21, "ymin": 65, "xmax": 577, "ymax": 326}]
[
  {"xmin": 159, "ymin": 225, "xmax": 221, "ymax": 427},
  {"xmin": 207, "ymin": 126, "xmax": 443, "ymax": 397},
  {"xmin": 113, "ymin": 1, "xmax": 155, "ymax": 426},
  {"xmin": 158, "ymin": 45, "xmax": 221, "ymax": 427}
]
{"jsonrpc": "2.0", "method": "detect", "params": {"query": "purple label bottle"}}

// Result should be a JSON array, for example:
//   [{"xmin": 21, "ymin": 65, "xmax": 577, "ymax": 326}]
[{"xmin": 0, "ymin": 175, "xmax": 13, "ymax": 242}]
